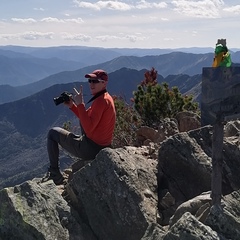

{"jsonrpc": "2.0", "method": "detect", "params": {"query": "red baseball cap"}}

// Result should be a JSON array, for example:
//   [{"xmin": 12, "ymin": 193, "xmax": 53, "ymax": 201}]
[{"xmin": 85, "ymin": 69, "xmax": 108, "ymax": 81}]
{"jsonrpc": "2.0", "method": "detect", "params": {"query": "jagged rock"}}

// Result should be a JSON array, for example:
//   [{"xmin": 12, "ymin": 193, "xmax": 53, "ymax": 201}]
[
  {"xmin": 136, "ymin": 119, "xmax": 179, "ymax": 146},
  {"xmin": 224, "ymin": 120, "xmax": 240, "ymax": 137},
  {"xmin": 157, "ymin": 124, "xmax": 240, "ymax": 225},
  {"xmin": 166, "ymin": 189, "xmax": 240, "ymax": 240},
  {"xmin": 157, "ymin": 187, "xmax": 176, "ymax": 226},
  {"xmin": 221, "ymin": 136, "xmax": 240, "ymax": 191},
  {"xmin": 175, "ymin": 111, "xmax": 201, "ymax": 132},
  {"xmin": 136, "ymin": 111, "xmax": 201, "ymax": 146},
  {"xmin": 136, "ymin": 126, "xmax": 160, "ymax": 144},
  {"xmin": 157, "ymin": 118, "xmax": 179, "ymax": 142},
  {"xmin": 66, "ymin": 147, "xmax": 159, "ymax": 240},
  {"xmin": 205, "ymin": 190, "xmax": 240, "ymax": 240},
  {"xmin": 169, "ymin": 191, "xmax": 212, "ymax": 227},
  {"xmin": 141, "ymin": 223, "xmax": 166, "ymax": 240},
  {"xmin": 163, "ymin": 212, "xmax": 224, "ymax": 240},
  {"xmin": 158, "ymin": 126, "xmax": 213, "ymax": 205},
  {"xmin": 0, "ymin": 179, "xmax": 96, "ymax": 240}
]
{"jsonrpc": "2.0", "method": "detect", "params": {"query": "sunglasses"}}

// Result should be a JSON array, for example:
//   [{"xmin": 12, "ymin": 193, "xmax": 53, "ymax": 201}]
[{"xmin": 88, "ymin": 79, "xmax": 104, "ymax": 84}]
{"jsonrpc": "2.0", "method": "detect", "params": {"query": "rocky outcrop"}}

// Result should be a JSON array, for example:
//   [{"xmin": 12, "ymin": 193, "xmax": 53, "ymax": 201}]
[
  {"xmin": 176, "ymin": 111, "xmax": 201, "ymax": 132},
  {"xmin": 157, "ymin": 122, "xmax": 240, "ymax": 225},
  {"xmin": 165, "ymin": 190, "xmax": 240, "ymax": 240},
  {"xmin": 67, "ymin": 147, "xmax": 159, "ymax": 240},
  {"xmin": 136, "ymin": 111, "xmax": 201, "ymax": 145},
  {"xmin": 0, "ymin": 180, "xmax": 96, "ymax": 240},
  {"xmin": 1, "ymin": 118, "xmax": 240, "ymax": 240},
  {"xmin": 0, "ymin": 146, "xmax": 162, "ymax": 240}
]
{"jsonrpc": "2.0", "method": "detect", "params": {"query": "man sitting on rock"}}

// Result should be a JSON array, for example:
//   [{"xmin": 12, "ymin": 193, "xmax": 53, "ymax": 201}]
[{"xmin": 45, "ymin": 69, "xmax": 116, "ymax": 185}]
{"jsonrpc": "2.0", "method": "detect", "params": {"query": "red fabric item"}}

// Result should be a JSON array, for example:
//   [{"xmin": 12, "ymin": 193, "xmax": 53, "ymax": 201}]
[
  {"xmin": 70, "ymin": 92, "xmax": 116, "ymax": 146},
  {"xmin": 85, "ymin": 69, "xmax": 108, "ymax": 81}
]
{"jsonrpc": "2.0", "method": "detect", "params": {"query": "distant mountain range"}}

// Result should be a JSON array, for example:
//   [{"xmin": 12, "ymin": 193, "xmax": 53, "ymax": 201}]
[
  {"xmin": 1, "ymin": 46, "xmax": 240, "ymax": 104},
  {"xmin": 0, "ymin": 45, "xmax": 239, "ymax": 189},
  {"xmin": 0, "ymin": 45, "xmax": 240, "ymax": 87}
]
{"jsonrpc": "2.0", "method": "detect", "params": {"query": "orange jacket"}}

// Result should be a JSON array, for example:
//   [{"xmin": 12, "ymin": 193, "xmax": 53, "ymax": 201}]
[{"xmin": 70, "ymin": 92, "xmax": 116, "ymax": 146}]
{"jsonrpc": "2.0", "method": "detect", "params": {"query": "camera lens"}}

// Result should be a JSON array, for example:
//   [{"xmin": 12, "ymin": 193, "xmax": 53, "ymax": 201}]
[
  {"xmin": 53, "ymin": 92, "xmax": 71, "ymax": 106},
  {"xmin": 53, "ymin": 96, "xmax": 65, "ymax": 106}
]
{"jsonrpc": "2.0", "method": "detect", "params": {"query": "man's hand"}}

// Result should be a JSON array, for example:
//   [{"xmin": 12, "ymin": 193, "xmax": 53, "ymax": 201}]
[
  {"xmin": 64, "ymin": 98, "xmax": 74, "ymax": 108},
  {"xmin": 73, "ymin": 86, "xmax": 84, "ymax": 105}
]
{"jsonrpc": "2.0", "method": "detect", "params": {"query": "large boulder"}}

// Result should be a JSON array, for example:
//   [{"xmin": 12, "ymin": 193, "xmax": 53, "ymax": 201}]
[
  {"xmin": 163, "ymin": 189, "xmax": 240, "ymax": 240},
  {"xmin": 224, "ymin": 120, "xmax": 240, "ymax": 137},
  {"xmin": 0, "ymin": 180, "xmax": 96, "ymax": 240},
  {"xmin": 66, "ymin": 147, "xmax": 159, "ymax": 240},
  {"xmin": 205, "ymin": 190, "xmax": 240, "ymax": 240},
  {"xmin": 158, "ymin": 126, "xmax": 213, "ymax": 205},
  {"xmin": 136, "ymin": 111, "xmax": 201, "ymax": 146},
  {"xmin": 175, "ymin": 111, "xmax": 201, "ymax": 132},
  {"xmin": 169, "ymin": 191, "xmax": 212, "ymax": 227},
  {"xmin": 157, "ymin": 124, "xmax": 240, "ymax": 225},
  {"xmin": 163, "ymin": 212, "xmax": 223, "ymax": 240}
]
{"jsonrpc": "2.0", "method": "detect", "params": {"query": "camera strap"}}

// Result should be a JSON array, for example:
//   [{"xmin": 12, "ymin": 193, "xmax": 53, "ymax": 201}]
[{"xmin": 87, "ymin": 89, "xmax": 107, "ymax": 104}]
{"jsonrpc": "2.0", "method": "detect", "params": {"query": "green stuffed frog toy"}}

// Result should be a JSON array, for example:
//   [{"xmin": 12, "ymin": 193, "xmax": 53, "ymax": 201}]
[{"xmin": 212, "ymin": 39, "xmax": 231, "ymax": 67}]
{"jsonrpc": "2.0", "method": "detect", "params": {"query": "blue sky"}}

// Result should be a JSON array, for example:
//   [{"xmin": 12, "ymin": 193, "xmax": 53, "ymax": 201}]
[{"xmin": 0, "ymin": 0, "xmax": 239, "ymax": 49}]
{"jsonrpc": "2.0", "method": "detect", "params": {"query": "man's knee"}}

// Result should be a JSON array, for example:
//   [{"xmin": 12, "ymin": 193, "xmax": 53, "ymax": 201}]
[
  {"xmin": 47, "ymin": 127, "xmax": 62, "ymax": 140},
  {"xmin": 48, "ymin": 128, "xmax": 55, "ymax": 140}
]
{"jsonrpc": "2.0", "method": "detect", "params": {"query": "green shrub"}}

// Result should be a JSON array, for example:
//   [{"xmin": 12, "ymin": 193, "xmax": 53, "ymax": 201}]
[
  {"xmin": 112, "ymin": 96, "xmax": 142, "ymax": 148},
  {"xmin": 133, "ymin": 68, "xmax": 199, "ymax": 127}
]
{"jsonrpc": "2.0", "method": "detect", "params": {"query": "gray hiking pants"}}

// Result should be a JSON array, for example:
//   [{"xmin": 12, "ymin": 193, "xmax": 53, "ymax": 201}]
[{"xmin": 47, "ymin": 127, "xmax": 106, "ymax": 169}]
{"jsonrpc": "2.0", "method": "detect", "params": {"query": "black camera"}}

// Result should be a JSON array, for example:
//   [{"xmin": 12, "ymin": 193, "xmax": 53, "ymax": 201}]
[{"xmin": 53, "ymin": 91, "xmax": 72, "ymax": 106}]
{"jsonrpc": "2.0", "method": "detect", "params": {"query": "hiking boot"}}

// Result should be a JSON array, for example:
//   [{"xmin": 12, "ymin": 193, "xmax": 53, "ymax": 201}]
[{"xmin": 42, "ymin": 167, "xmax": 64, "ymax": 185}]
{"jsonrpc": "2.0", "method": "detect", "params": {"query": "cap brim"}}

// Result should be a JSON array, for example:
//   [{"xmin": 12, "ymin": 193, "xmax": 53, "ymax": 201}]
[{"xmin": 85, "ymin": 73, "xmax": 97, "ymax": 78}]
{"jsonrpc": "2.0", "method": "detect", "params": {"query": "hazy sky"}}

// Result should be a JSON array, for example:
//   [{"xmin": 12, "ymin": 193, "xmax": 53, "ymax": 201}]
[{"xmin": 0, "ymin": 0, "xmax": 239, "ymax": 49}]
